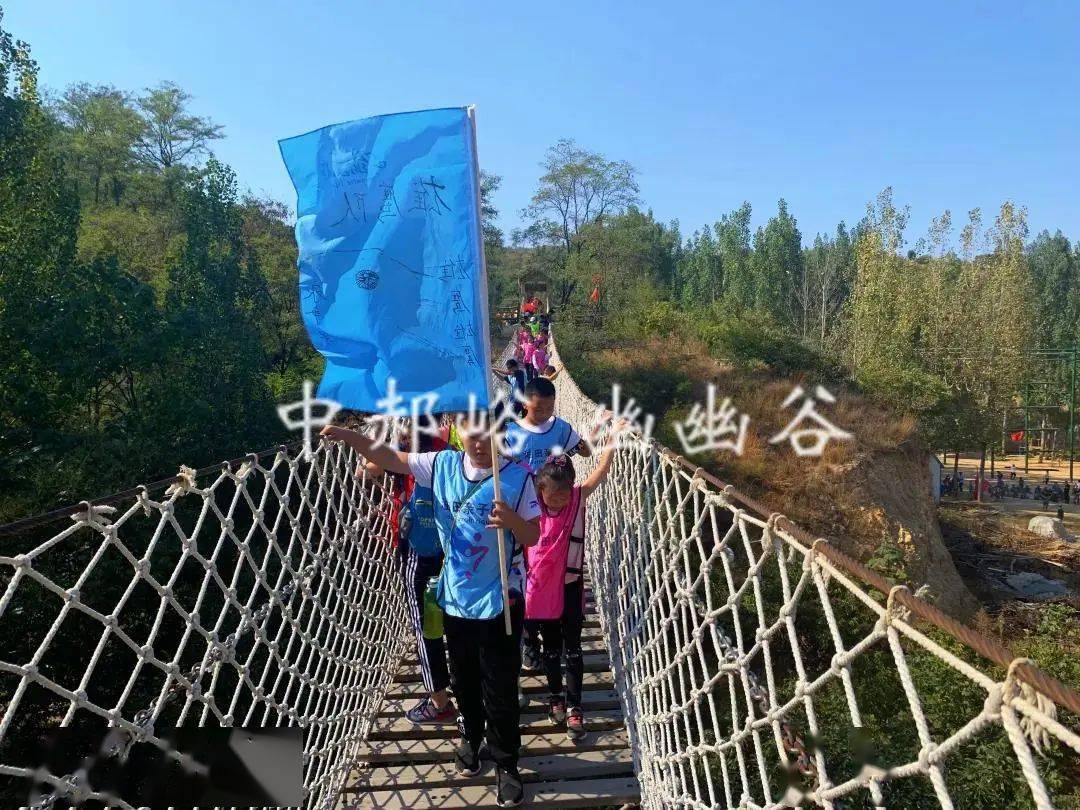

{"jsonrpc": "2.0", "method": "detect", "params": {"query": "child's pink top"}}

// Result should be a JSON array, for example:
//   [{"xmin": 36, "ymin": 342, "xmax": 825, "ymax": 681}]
[
  {"xmin": 532, "ymin": 345, "xmax": 548, "ymax": 369},
  {"xmin": 522, "ymin": 342, "xmax": 535, "ymax": 364},
  {"xmin": 525, "ymin": 485, "xmax": 583, "ymax": 620}
]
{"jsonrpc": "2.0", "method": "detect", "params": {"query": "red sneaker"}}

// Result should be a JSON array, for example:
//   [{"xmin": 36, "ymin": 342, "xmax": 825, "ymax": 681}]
[
  {"xmin": 566, "ymin": 707, "xmax": 586, "ymax": 741},
  {"xmin": 406, "ymin": 697, "xmax": 457, "ymax": 725}
]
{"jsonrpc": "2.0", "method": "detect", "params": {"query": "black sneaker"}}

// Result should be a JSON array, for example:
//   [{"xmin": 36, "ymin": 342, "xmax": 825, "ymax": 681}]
[
  {"xmin": 522, "ymin": 644, "xmax": 542, "ymax": 673},
  {"xmin": 454, "ymin": 741, "xmax": 481, "ymax": 777},
  {"xmin": 496, "ymin": 765, "xmax": 525, "ymax": 807}
]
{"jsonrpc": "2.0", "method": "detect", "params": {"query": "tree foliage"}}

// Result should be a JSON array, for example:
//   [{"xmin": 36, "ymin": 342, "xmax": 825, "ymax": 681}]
[
  {"xmin": 134, "ymin": 81, "xmax": 224, "ymax": 169},
  {"xmin": 0, "ymin": 16, "xmax": 306, "ymax": 521},
  {"xmin": 522, "ymin": 138, "xmax": 640, "ymax": 253}
]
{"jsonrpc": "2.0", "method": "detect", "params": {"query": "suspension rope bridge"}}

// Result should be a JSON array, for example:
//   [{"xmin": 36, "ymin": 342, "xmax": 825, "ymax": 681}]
[{"xmin": 1, "ymin": 339, "xmax": 1078, "ymax": 809}]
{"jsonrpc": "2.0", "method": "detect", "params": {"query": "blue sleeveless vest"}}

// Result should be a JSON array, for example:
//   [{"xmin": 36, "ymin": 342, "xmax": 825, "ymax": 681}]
[
  {"xmin": 401, "ymin": 482, "xmax": 440, "ymax": 557},
  {"xmin": 431, "ymin": 452, "xmax": 533, "ymax": 620},
  {"xmin": 503, "ymin": 417, "xmax": 576, "ymax": 473}
]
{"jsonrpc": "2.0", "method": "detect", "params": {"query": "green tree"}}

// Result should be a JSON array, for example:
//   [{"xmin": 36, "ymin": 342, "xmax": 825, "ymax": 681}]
[
  {"xmin": 239, "ymin": 195, "xmax": 320, "ymax": 400},
  {"xmin": 523, "ymin": 138, "xmax": 639, "ymax": 254},
  {"xmin": 135, "ymin": 81, "xmax": 223, "ymax": 169},
  {"xmin": 1027, "ymin": 230, "xmax": 1077, "ymax": 348},
  {"xmin": 716, "ymin": 202, "xmax": 753, "ymax": 309},
  {"xmin": 56, "ymin": 83, "xmax": 142, "ymax": 204},
  {"xmin": 802, "ymin": 222, "xmax": 854, "ymax": 348},
  {"xmin": 152, "ymin": 158, "xmax": 277, "ymax": 468},
  {"xmin": 751, "ymin": 199, "xmax": 804, "ymax": 330},
  {"xmin": 479, "ymin": 169, "xmax": 518, "ymax": 317},
  {"xmin": 676, "ymin": 227, "xmax": 721, "ymax": 307}
]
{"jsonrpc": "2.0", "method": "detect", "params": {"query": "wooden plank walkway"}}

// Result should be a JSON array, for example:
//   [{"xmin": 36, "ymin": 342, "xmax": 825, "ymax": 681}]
[{"xmin": 338, "ymin": 591, "xmax": 638, "ymax": 808}]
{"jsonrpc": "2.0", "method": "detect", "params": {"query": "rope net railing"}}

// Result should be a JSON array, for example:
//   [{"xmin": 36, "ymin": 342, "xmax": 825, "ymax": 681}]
[
  {"xmin": 548, "ymin": 340, "xmax": 1080, "ymax": 810},
  {"xmin": 0, "ymin": 441, "xmax": 410, "ymax": 809},
  {"xmin": 2, "ymin": 335, "xmax": 1079, "ymax": 809}
]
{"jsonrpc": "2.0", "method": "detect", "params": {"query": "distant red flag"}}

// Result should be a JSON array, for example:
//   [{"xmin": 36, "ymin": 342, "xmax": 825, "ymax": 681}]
[
  {"xmin": 1010, "ymin": 430, "xmax": 1024, "ymax": 442},
  {"xmin": 589, "ymin": 286, "xmax": 600, "ymax": 304}
]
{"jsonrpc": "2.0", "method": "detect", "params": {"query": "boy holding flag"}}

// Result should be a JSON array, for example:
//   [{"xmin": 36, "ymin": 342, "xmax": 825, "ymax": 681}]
[{"xmin": 321, "ymin": 421, "xmax": 539, "ymax": 808}]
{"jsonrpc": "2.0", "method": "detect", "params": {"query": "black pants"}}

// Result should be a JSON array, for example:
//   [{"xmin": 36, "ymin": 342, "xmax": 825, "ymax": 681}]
[
  {"xmin": 398, "ymin": 543, "xmax": 450, "ymax": 694},
  {"xmin": 444, "ymin": 599, "xmax": 524, "ymax": 769},
  {"xmin": 523, "ymin": 620, "xmax": 542, "ymax": 663},
  {"xmin": 535, "ymin": 579, "xmax": 585, "ymax": 708}
]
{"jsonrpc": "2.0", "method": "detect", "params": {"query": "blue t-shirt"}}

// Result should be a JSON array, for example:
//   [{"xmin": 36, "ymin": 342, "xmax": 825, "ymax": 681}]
[
  {"xmin": 422, "ymin": 452, "xmax": 537, "ymax": 620},
  {"xmin": 508, "ymin": 369, "xmax": 527, "ymax": 401},
  {"xmin": 503, "ymin": 416, "xmax": 582, "ymax": 473}
]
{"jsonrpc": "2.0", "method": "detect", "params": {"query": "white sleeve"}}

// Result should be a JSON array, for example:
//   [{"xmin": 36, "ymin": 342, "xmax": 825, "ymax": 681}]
[
  {"xmin": 406, "ymin": 452, "xmax": 439, "ymax": 488},
  {"xmin": 515, "ymin": 476, "xmax": 541, "ymax": 522}
]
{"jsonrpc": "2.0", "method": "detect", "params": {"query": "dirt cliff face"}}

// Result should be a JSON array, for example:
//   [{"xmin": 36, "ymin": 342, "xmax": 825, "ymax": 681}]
[
  {"xmin": 820, "ymin": 444, "xmax": 981, "ymax": 620},
  {"xmin": 579, "ymin": 337, "xmax": 980, "ymax": 621}
]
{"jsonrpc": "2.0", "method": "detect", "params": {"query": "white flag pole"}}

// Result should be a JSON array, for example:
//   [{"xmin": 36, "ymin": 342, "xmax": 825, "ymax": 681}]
[{"xmin": 467, "ymin": 106, "xmax": 513, "ymax": 636}]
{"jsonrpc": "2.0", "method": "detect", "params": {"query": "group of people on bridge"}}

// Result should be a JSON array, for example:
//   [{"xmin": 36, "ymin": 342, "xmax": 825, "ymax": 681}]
[{"xmin": 320, "ymin": 317, "xmax": 620, "ymax": 808}]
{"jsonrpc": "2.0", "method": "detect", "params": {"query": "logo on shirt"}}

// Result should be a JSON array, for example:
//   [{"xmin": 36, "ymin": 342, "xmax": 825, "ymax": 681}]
[{"xmin": 449, "ymin": 529, "xmax": 489, "ymax": 579}]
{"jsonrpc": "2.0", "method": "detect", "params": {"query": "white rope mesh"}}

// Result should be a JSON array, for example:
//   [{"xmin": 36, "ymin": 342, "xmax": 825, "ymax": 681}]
[
  {"xmin": 1, "ymin": 335, "xmax": 1078, "ymax": 809},
  {"xmin": 0, "ymin": 442, "xmax": 409, "ymax": 809},
  {"xmin": 548, "ymin": 341, "xmax": 1080, "ymax": 810}
]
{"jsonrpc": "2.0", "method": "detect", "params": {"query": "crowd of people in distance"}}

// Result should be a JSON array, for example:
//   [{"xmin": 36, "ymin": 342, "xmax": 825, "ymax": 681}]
[
  {"xmin": 942, "ymin": 465, "xmax": 1080, "ymax": 510},
  {"xmin": 319, "ymin": 308, "xmax": 622, "ymax": 808}
]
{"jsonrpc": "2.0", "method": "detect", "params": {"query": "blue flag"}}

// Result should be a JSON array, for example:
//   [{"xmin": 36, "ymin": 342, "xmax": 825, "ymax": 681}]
[{"xmin": 279, "ymin": 107, "xmax": 493, "ymax": 413}]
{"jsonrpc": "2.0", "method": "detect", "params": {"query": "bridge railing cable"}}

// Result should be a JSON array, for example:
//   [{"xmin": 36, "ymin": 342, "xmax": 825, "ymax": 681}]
[{"xmin": 548, "ymin": 338, "xmax": 1080, "ymax": 810}]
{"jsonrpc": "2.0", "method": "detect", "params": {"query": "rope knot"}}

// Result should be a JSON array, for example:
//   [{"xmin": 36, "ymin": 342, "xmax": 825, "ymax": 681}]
[
  {"xmin": 136, "ymin": 485, "xmax": 153, "ymax": 516},
  {"xmin": 1005, "ymin": 657, "xmax": 1057, "ymax": 754},
  {"xmin": 805, "ymin": 537, "xmax": 829, "ymax": 571},
  {"xmin": 766, "ymin": 512, "xmax": 786, "ymax": 531},
  {"xmin": 884, "ymin": 585, "xmax": 911, "ymax": 627},
  {"xmin": 164, "ymin": 465, "xmax": 198, "ymax": 498},
  {"xmin": 70, "ymin": 502, "xmax": 116, "ymax": 528}
]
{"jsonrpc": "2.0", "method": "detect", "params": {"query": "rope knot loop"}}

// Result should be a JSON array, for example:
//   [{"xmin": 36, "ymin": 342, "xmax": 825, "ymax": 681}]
[
  {"xmin": 1005, "ymin": 657, "xmax": 1057, "ymax": 753},
  {"xmin": 70, "ymin": 502, "xmax": 116, "ymax": 528},
  {"xmin": 136, "ymin": 485, "xmax": 153, "ymax": 516},
  {"xmin": 164, "ymin": 465, "xmax": 198, "ymax": 498},
  {"xmin": 884, "ymin": 585, "xmax": 911, "ymax": 627}
]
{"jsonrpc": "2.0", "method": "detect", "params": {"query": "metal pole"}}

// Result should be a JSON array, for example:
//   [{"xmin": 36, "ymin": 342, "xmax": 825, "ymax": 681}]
[
  {"xmin": 1024, "ymin": 378, "xmax": 1030, "ymax": 475},
  {"xmin": 1070, "ymin": 348, "xmax": 1076, "ymax": 482}
]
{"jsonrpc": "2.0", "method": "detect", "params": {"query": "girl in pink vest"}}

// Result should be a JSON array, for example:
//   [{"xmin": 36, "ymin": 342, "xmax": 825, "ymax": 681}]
[
  {"xmin": 531, "ymin": 338, "xmax": 549, "ymax": 376},
  {"xmin": 521, "ymin": 339, "xmax": 536, "ymax": 381},
  {"xmin": 525, "ymin": 431, "xmax": 620, "ymax": 741},
  {"xmin": 515, "ymin": 326, "xmax": 531, "ymax": 361}
]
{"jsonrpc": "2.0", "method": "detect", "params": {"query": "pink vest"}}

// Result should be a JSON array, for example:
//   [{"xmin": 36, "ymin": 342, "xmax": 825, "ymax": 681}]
[
  {"xmin": 532, "ymin": 346, "xmax": 548, "ymax": 369},
  {"xmin": 522, "ymin": 342, "xmax": 535, "ymax": 365},
  {"xmin": 525, "ymin": 486, "xmax": 583, "ymax": 620}
]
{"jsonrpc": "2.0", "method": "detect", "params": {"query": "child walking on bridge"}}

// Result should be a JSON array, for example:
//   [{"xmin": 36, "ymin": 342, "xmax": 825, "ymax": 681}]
[
  {"xmin": 527, "ymin": 427, "xmax": 623, "ymax": 741},
  {"xmin": 321, "ymin": 421, "xmax": 541, "ymax": 808},
  {"xmin": 361, "ymin": 420, "xmax": 456, "ymax": 726},
  {"xmin": 502, "ymin": 376, "xmax": 595, "ymax": 673}
]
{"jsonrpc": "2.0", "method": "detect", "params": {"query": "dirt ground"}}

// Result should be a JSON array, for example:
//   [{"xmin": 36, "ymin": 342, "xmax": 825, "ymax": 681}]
[{"xmin": 937, "ymin": 499, "xmax": 1080, "ymax": 608}]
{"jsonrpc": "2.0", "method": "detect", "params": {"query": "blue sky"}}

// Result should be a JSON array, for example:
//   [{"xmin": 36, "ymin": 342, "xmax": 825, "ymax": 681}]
[{"xmin": 8, "ymin": 0, "xmax": 1080, "ymax": 246}]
